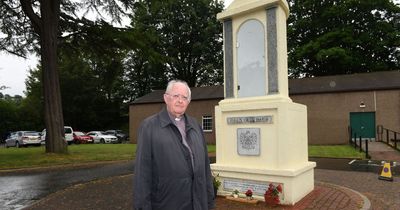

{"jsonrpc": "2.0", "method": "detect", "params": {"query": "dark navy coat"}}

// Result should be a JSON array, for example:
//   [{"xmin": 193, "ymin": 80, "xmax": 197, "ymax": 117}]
[{"xmin": 134, "ymin": 108, "xmax": 215, "ymax": 210}]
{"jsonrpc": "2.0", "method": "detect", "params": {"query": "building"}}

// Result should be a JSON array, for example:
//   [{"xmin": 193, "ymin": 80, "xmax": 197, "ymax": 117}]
[{"xmin": 129, "ymin": 71, "xmax": 400, "ymax": 145}]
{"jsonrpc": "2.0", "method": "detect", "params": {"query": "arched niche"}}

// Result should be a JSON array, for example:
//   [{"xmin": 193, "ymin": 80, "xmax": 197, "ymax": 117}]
[{"xmin": 237, "ymin": 19, "xmax": 266, "ymax": 98}]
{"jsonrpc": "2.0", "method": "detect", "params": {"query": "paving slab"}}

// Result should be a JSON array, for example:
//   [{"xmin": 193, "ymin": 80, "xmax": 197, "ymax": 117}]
[{"xmin": 25, "ymin": 171, "xmax": 375, "ymax": 210}]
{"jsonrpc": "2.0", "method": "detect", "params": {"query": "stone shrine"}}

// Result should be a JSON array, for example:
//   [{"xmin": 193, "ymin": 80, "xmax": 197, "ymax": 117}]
[{"xmin": 211, "ymin": 0, "xmax": 316, "ymax": 205}]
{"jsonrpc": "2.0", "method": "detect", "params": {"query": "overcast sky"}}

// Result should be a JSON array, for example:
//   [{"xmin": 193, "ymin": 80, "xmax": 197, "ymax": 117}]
[{"xmin": 1, "ymin": 0, "xmax": 398, "ymax": 96}]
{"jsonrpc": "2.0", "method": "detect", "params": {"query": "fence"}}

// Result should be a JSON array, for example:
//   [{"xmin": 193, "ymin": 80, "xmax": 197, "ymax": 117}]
[
  {"xmin": 376, "ymin": 125, "xmax": 400, "ymax": 151},
  {"xmin": 348, "ymin": 126, "xmax": 370, "ymax": 159}
]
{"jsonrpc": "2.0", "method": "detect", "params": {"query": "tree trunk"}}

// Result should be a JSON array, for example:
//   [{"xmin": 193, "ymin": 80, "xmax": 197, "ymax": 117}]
[{"xmin": 40, "ymin": 0, "xmax": 67, "ymax": 153}]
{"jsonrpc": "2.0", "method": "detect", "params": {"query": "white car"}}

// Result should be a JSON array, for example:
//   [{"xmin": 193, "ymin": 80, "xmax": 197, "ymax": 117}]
[
  {"xmin": 41, "ymin": 126, "xmax": 74, "ymax": 145},
  {"xmin": 86, "ymin": 131, "xmax": 118, "ymax": 144},
  {"xmin": 5, "ymin": 131, "xmax": 41, "ymax": 148}
]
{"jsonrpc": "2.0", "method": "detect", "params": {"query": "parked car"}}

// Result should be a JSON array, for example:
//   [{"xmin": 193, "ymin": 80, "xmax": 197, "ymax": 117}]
[
  {"xmin": 104, "ymin": 130, "xmax": 128, "ymax": 143},
  {"xmin": 41, "ymin": 126, "xmax": 74, "ymax": 145},
  {"xmin": 86, "ymin": 131, "xmax": 118, "ymax": 144},
  {"xmin": 5, "ymin": 131, "xmax": 41, "ymax": 148},
  {"xmin": 73, "ymin": 131, "xmax": 93, "ymax": 144}
]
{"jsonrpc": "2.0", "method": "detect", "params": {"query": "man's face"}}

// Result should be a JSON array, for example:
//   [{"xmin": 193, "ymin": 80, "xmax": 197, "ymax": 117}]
[{"xmin": 164, "ymin": 83, "xmax": 190, "ymax": 118}]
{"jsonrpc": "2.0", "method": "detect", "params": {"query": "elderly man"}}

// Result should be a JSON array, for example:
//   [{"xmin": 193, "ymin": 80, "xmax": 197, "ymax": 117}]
[{"xmin": 134, "ymin": 80, "xmax": 215, "ymax": 210}]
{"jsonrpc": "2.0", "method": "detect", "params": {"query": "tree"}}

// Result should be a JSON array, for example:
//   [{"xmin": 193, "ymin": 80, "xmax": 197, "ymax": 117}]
[
  {"xmin": 129, "ymin": 0, "xmax": 224, "ymax": 88},
  {"xmin": 0, "ymin": 0, "xmax": 132, "ymax": 153},
  {"xmin": 0, "ymin": 93, "xmax": 39, "ymax": 140},
  {"xmin": 287, "ymin": 0, "xmax": 400, "ymax": 78},
  {"xmin": 0, "ymin": 98, "xmax": 18, "ymax": 141},
  {"xmin": 25, "ymin": 55, "xmax": 120, "ymax": 132}
]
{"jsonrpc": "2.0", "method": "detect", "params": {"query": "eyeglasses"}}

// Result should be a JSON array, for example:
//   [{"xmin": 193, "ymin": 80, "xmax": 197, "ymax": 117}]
[{"xmin": 165, "ymin": 93, "xmax": 190, "ymax": 102}]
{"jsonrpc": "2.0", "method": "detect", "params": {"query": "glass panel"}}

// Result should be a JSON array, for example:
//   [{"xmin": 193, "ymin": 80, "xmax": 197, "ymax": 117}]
[{"xmin": 237, "ymin": 19, "xmax": 266, "ymax": 98}]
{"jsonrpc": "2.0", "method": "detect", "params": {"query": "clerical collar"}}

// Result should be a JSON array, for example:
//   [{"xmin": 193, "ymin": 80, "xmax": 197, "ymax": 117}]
[{"xmin": 168, "ymin": 112, "xmax": 184, "ymax": 122}]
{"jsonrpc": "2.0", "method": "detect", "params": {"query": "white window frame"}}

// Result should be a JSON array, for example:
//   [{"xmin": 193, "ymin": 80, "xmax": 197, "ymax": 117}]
[{"xmin": 202, "ymin": 115, "xmax": 213, "ymax": 132}]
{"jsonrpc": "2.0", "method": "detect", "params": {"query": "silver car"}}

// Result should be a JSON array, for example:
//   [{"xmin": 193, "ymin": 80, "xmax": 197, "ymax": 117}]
[
  {"xmin": 86, "ymin": 131, "xmax": 118, "ymax": 144},
  {"xmin": 5, "ymin": 131, "xmax": 41, "ymax": 148}
]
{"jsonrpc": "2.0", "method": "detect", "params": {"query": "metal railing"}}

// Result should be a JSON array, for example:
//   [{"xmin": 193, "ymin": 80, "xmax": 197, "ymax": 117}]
[
  {"xmin": 348, "ymin": 126, "xmax": 370, "ymax": 159},
  {"xmin": 377, "ymin": 125, "xmax": 400, "ymax": 151}
]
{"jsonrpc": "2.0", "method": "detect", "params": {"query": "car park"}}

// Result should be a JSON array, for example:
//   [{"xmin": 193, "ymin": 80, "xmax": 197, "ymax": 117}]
[
  {"xmin": 41, "ymin": 126, "xmax": 74, "ymax": 145},
  {"xmin": 86, "ymin": 131, "xmax": 118, "ymax": 144},
  {"xmin": 5, "ymin": 131, "xmax": 41, "ymax": 148},
  {"xmin": 104, "ymin": 130, "xmax": 128, "ymax": 143},
  {"xmin": 73, "ymin": 131, "xmax": 93, "ymax": 144}
]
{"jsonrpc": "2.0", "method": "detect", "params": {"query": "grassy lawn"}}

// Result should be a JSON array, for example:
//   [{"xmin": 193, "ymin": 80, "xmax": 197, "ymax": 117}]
[
  {"xmin": 208, "ymin": 144, "xmax": 216, "ymax": 153},
  {"xmin": 0, "ymin": 144, "xmax": 136, "ymax": 170},
  {"xmin": 309, "ymin": 145, "xmax": 365, "ymax": 159},
  {"xmin": 0, "ymin": 144, "xmax": 361, "ymax": 170}
]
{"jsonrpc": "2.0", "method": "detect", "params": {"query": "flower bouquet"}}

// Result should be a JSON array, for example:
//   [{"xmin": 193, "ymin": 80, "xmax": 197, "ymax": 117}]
[
  {"xmin": 212, "ymin": 173, "xmax": 221, "ymax": 197},
  {"xmin": 264, "ymin": 183, "xmax": 282, "ymax": 206},
  {"xmin": 226, "ymin": 188, "xmax": 259, "ymax": 204},
  {"xmin": 232, "ymin": 189, "xmax": 240, "ymax": 198}
]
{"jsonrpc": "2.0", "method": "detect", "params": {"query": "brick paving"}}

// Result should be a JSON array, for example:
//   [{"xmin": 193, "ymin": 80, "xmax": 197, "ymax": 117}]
[
  {"xmin": 24, "ymin": 169, "xmax": 399, "ymax": 210},
  {"xmin": 316, "ymin": 169, "xmax": 400, "ymax": 210},
  {"xmin": 25, "ymin": 142, "xmax": 400, "ymax": 210},
  {"xmin": 26, "ymin": 173, "xmax": 368, "ymax": 210}
]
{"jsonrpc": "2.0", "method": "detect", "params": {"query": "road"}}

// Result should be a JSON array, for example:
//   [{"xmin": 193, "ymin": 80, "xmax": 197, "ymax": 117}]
[{"xmin": 0, "ymin": 160, "xmax": 134, "ymax": 210}]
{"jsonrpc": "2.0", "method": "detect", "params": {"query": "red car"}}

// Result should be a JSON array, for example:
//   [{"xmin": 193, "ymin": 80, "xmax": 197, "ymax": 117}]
[{"xmin": 73, "ymin": 131, "xmax": 93, "ymax": 144}]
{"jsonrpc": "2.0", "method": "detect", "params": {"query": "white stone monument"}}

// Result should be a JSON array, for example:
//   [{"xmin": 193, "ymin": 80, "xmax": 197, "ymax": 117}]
[{"xmin": 211, "ymin": 0, "xmax": 316, "ymax": 205}]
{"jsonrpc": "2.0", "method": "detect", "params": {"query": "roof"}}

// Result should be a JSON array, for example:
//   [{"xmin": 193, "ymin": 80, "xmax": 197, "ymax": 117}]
[
  {"xmin": 131, "ymin": 85, "xmax": 224, "ymax": 104},
  {"xmin": 131, "ymin": 71, "xmax": 400, "ymax": 104},
  {"xmin": 290, "ymin": 70, "xmax": 400, "ymax": 95}
]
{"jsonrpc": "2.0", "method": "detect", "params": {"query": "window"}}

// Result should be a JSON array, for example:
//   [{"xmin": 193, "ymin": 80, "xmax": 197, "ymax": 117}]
[{"xmin": 202, "ymin": 116, "xmax": 213, "ymax": 132}]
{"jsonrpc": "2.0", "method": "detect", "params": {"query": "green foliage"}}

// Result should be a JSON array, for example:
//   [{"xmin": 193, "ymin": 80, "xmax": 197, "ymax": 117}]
[
  {"xmin": 212, "ymin": 172, "xmax": 221, "ymax": 190},
  {"xmin": 128, "ymin": 0, "xmax": 224, "ymax": 91},
  {"xmin": 0, "ymin": 98, "xmax": 18, "ymax": 140},
  {"xmin": 287, "ymin": 0, "xmax": 400, "ymax": 77},
  {"xmin": 0, "ymin": 93, "xmax": 43, "ymax": 141},
  {"xmin": 25, "ymin": 58, "xmax": 125, "ymax": 131}
]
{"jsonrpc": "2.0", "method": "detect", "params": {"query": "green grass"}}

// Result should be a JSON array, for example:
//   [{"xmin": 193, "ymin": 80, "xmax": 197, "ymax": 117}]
[
  {"xmin": 0, "ymin": 144, "xmax": 136, "ymax": 170},
  {"xmin": 0, "ymin": 144, "xmax": 217, "ymax": 170},
  {"xmin": 309, "ymin": 145, "xmax": 365, "ymax": 159},
  {"xmin": 0, "ymin": 144, "xmax": 362, "ymax": 170},
  {"xmin": 208, "ymin": 144, "xmax": 216, "ymax": 153}
]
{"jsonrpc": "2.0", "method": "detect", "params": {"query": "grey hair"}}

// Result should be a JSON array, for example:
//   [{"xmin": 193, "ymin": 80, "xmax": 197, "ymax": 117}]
[{"xmin": 165, "ymin": 80, "xmax": 191, "ymax": 101}]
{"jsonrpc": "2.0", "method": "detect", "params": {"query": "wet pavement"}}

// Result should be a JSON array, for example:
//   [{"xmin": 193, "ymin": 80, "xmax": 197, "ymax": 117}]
[
  {"xmin": 23, "ymin": 169, "xmax": 399, "ymax": 210},
  {"xmin": 1, "ymin": 141, "xmax": 399, "ymax": 210},
  {"xmin": 0, "ymin": 161, "xmax": 134, "ymax": 210}
]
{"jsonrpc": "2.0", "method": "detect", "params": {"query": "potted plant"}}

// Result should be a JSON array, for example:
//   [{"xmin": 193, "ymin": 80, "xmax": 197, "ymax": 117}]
[
  {"xmin": 264, "ymin": 183, "xmax": 282, "ymax": 206},
  {"xmin": 232, "ymin": 189, "xmax": 240, "ymax": 198},
  {"xmin": 212, "ymin": 173, "xmax": 221, "ymax": 197},
  {"xmin": 245, "ymin": 189, "xmax": 253, "ymax": 200}
]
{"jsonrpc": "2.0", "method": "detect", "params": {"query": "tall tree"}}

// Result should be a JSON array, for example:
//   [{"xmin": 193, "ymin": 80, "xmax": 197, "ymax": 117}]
[
  {"xmin": 287, "ymin": 0, "xmax": 400, "ymax": 78},
  {"xmin": 129, "ymin": 0, "xmax": 224, "ymax": 88},
  {"xmin": 0, "ymin": 0, "xmax": 132, "ymax": 153}
]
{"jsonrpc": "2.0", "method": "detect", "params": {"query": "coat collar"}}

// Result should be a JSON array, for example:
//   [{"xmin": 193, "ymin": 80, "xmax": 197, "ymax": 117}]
[{"xmin": 159, "ymin": 107, "xmax": 195, "ymax": 130}]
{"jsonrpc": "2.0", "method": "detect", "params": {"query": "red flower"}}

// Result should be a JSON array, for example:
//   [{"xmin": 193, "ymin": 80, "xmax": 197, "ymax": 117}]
[
  {"xmin": 245, "ymin": 189, "xmax": 253, "ymax": 197},
  {"xmin": 268, "ymin": 183, "xmax": 274, "ymax": 189},
  {"xmin": 277, "ymin": 184, "xmax": 282, "ymax": 193}
]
